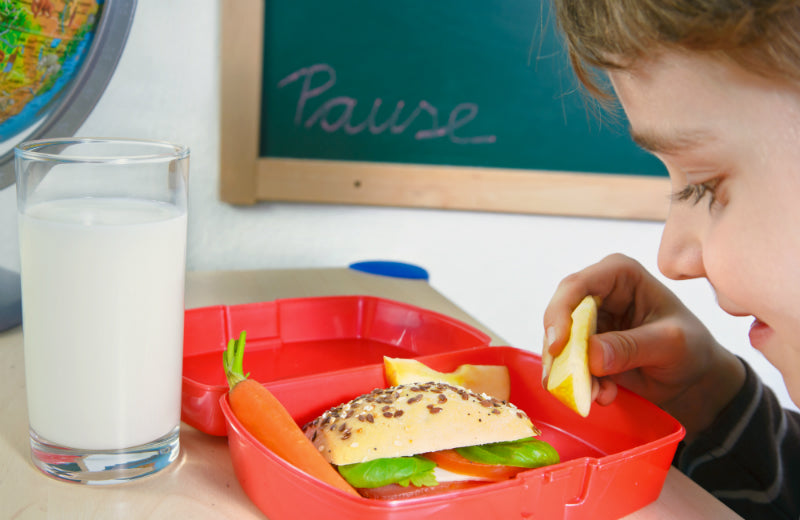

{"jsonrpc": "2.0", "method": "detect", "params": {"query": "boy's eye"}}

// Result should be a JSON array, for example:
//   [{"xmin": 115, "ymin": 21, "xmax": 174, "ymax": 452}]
[{"xmin": 671, "ymin": 180, "xmax": 720, "ymax": 208}]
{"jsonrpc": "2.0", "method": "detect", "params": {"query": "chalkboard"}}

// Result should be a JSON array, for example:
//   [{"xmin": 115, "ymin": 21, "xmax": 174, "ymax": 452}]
[{"xmin": 220, "ymin": 0, "xmax": 671, "ymax": 220}]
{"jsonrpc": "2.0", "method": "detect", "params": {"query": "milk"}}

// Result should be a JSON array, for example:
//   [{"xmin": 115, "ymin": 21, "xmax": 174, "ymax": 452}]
[{"xmin": 19, "ymin": 198, "xmax": 187, "ymax": 450}]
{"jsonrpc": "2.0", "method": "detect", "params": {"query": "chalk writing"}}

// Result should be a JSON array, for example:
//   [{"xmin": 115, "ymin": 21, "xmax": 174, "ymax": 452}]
[{"xmin": 277, "ymin": 63, "xmax": 496, "ymax": 144}]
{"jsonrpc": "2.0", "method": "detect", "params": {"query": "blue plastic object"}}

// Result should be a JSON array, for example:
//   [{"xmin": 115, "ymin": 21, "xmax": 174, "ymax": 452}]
[
  {"xmin": 0, "ymin": 266, "xmax": 22, "ymax": 331},
  {"xmin": 348, "ymin": 260, "xmax": 429, "ymax": 280}
]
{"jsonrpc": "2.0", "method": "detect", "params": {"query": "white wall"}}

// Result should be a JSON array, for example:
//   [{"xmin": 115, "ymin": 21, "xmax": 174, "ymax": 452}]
[{"xmin": 1, "ymin": 0, "xmax": 795, "ymax": 412}]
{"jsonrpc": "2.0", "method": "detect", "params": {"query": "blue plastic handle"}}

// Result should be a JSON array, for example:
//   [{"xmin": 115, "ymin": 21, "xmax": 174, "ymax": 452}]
[{"xmin": 348, "ymin": 261, "xmax": 429, "ymax": 281}]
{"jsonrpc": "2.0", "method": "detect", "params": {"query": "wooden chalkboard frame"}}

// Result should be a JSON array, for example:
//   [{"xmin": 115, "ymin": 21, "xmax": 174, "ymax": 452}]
[{"xmin": 219, "ymin": 0, "xmax": 670, "ymax": 220}]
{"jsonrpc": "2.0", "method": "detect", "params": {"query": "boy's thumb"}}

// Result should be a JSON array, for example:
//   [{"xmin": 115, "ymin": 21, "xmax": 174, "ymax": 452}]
[
  {"xmin": 590, "ymin": 323, "xmax": 671, "ymax": 376},
  {"xmin": 589, "ymin": 322, "xmax": 675, "ymax": 376},
  {"xmin": 592, "ymin": 331, "xmax": 639, "ymax": 376}
]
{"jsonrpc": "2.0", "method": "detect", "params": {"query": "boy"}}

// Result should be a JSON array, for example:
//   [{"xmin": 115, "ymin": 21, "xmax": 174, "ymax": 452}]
[{"xmin": 542, "ymin": 1, "xmax": 800, "ymax": 518}]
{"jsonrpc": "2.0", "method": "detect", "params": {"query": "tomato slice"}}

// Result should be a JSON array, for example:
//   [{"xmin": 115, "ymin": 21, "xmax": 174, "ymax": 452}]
[
  {"xmin": 422, "ymin": 449, "xmax": 526, "ymax": 481},
  {"xmin": 357, "ymin": 481, "xmax": 485, "ymax": 500}
]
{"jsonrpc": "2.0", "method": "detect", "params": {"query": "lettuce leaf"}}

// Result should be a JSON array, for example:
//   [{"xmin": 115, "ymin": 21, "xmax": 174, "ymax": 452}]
[
  {"xmin": 337, "ymin": 456, "xmax": 438, "ymax": 488},
  {"xmin": 455, "ymin": 437, "xmax": 560, "ymax": 468}
]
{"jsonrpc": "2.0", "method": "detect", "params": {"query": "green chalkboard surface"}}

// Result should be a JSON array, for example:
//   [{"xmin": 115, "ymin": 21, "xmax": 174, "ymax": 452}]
[{"xmin": 258, "ymin": 0, "xmax": 666, "ymax": 177}]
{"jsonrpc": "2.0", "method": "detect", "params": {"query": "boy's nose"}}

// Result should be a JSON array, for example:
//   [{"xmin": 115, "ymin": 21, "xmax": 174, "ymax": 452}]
[{"xmin": 657, "ymin": 205, "xmax": 706, "ymax": 281}]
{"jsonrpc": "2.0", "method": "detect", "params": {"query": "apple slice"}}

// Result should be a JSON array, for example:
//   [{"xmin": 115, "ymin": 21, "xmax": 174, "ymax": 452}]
[
  {"xmin": 544, "ymin": 295, "xmax": 599, "ymax": 417},
  {"xmin": 384, "ymin": 357, "xmax": 510, "ymax": 401}
]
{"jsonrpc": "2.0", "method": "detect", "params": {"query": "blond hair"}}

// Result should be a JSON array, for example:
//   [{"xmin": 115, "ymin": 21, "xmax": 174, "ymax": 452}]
[{"xmin": 553, "ymin": 0, "xmax": 800, "ymax": 98}]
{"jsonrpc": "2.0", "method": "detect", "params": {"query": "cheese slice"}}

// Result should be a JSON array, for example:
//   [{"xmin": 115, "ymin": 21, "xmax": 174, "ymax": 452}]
[{"xmin": 432, "ymin": 466, "xmax": 492, "ymax": 483}]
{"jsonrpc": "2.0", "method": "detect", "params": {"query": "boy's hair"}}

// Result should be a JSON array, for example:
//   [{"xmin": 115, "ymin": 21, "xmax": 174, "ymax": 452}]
[{"xmin": 553, "ymin": 0, "xmax": 800, "ymax": 98}]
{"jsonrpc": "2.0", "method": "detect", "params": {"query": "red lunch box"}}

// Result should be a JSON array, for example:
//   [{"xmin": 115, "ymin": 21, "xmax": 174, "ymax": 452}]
[{"xmin": 181, "ymin": 295, "xmax": 684, "ymax": 520}]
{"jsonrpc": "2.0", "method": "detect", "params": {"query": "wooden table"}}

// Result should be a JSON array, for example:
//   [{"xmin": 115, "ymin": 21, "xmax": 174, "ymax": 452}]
[{"xmin": 0, "ymin": 268, "xmax": 741, "ymax": 519}]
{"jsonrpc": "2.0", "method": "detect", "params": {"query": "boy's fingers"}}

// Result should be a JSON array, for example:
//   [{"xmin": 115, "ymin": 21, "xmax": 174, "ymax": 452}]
[{"xmin": 595, "ymin": 377, "xmax": 618, "ymax": 406}]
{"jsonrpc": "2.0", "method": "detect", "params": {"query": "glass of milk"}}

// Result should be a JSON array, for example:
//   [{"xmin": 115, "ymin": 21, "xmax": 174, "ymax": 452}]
[{"xmin": 15, "ymin": 138, "xmax": 189, "ymax": 484}]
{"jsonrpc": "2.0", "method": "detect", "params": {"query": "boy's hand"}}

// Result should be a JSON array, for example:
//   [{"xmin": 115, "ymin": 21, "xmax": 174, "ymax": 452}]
[{"xmin": 543, "ymin": 253, "xmax": 745, "ymax": 440}]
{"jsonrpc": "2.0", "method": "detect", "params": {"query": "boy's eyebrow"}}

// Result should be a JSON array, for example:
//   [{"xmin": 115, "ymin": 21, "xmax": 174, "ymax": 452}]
[{"xmin": 629, "ymin": 127, "xmax": 713, "ymax": 154}]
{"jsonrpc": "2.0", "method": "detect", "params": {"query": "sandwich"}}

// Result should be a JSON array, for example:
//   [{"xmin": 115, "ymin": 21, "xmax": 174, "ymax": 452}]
[{"xmin": 302, "ymin": 381, "xmax": 559, "ymax": 500}]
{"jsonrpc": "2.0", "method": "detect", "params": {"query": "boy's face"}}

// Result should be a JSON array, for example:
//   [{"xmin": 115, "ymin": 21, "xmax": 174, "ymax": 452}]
[{"xmin": 609, "ymin": 52, "xmax": 800, "ymax": 404}]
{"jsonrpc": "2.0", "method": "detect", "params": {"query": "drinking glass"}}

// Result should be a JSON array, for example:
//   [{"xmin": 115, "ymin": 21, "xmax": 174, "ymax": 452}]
[{"xmin": 15, "ymin": 138, "xmax": 189, "ymax": 484}]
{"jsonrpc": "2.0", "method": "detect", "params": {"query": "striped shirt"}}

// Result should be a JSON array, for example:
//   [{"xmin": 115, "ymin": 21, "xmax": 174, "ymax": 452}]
[{"xmin": 673, "ymin": 360, "xmax": 800, "ymax": 519}]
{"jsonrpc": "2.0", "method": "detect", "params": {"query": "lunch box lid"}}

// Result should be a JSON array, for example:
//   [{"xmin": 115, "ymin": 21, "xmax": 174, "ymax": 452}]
[{"xmin": 181, "ymin": 295, "xmax": 493, "ymax": 435}]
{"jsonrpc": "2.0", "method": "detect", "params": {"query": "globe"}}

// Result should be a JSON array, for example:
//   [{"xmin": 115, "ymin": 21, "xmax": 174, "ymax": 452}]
[{"xmin": 0, "ymin": 0, "xmax": 136, "ymax": 188}]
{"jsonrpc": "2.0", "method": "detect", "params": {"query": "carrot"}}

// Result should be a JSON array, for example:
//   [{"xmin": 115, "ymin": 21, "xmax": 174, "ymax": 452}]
[{"xmin": 223, "ymin": 331, "xmax": 360, "ymax": 497}]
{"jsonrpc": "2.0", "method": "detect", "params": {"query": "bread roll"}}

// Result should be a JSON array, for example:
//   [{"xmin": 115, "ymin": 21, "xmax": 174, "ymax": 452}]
[{"xmin": 303, "ymin": 382, "xmax": 540, "ymax": 466}]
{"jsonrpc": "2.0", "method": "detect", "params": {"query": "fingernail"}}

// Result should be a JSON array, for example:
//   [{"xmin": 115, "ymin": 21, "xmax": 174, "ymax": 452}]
[
  {"xmin": 599, "ymin": 338, "xmax": 614, "ymax": 371},
  {"xmin": 545, "ymin": 326, "xmax": 556, "ymax": 349}
]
